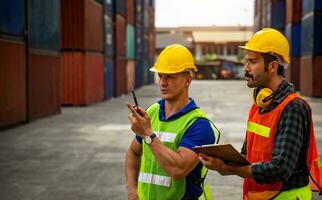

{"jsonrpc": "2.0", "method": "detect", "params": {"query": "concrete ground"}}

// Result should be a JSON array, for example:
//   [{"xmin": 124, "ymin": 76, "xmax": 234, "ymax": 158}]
[{"xmin": 0, "ymin": 80, "xmax": 321, "ymax": 200}]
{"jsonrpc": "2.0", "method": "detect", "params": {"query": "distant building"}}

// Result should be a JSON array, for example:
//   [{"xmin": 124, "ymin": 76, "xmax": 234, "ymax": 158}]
[{"xmin": 156, "ymin": 26, "xmax": 253, "ymax": 62}]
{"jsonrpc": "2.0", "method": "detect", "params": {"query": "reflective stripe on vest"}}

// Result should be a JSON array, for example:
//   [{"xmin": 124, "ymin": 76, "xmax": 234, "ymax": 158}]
[
  {"xmin": 247, "ymin": 121, "xmax": 271, "ymax": 138},
  {"xmin": 138, "ymin": 172, "xmax": 171, "ymax": 187},
  {"xmin": 155, "ymin": 131, "xmax": 177, "ymax": 143}
]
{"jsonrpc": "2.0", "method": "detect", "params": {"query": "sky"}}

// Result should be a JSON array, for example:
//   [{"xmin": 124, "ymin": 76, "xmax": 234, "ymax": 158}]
[{"xmin": 155, "ymin": 0, "xmax": 254, "ymax": 27}]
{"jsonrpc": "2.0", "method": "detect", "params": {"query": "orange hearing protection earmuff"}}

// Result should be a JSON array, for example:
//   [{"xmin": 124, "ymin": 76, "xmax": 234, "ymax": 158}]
[{"xmin": 253, "ymin": 88, "xmax": 276, "ymax": 108}]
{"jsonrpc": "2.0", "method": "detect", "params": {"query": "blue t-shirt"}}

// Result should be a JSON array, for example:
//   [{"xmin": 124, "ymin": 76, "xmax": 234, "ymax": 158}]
[{"xmin": 136, "ymin": 98, "xmax": 215, "ymax": 197}]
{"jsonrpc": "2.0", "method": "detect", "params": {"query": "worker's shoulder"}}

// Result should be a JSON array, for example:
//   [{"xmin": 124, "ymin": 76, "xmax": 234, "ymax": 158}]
[{"xmin": 283, "ymin": 97, "xmax": 311, "ymax": 116}]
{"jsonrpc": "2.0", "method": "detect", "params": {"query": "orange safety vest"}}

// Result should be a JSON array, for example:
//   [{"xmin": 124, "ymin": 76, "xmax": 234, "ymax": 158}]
[{"xmin": 243, "ymin": 92, "xmax": 322, "ymax": 199}]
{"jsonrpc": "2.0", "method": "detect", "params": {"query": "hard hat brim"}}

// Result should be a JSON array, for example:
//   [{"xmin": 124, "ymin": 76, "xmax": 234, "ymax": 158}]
[{"xmin": 149, "ymin": 66, "xmax": 198, "ymax": 74}]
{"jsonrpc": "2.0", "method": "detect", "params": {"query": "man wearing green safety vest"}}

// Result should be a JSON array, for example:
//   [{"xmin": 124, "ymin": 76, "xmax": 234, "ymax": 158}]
[{"xmin": 125, "ymin": 44, "xmax": 220, "ymax": 200}]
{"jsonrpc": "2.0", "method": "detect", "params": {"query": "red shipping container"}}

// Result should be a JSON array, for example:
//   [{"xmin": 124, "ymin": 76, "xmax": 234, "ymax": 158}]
[
  {"xmin": 61, "ymin": 0, "xmax": 104, "ymax": 51},
  {"xmin": 115, "ymin": 56, "xmax": 126, "ymax": 96},
  {"xmin": 148, "ymin": 31, "xmax": 155, "ymax": 59},
  {"xmin": 286, "ymin": 57, "xmax": 300, "ymax": 90},
  {"xmin": 115, "ymin": 14, "xmax": 126, "ymax": 57},
  {"xmin": 61, "ymin": 51, "xmax": 104, "ymax": 105},
  {"xmin": 300, "ymin": 56, "xmax": 322, "ymax": 97},
  {"xmin": 286, "ymin": 0, "xmax": 302, "ymax": 24},
  {"xmin": 0, "ymin": 39, "xmax": 26, "ymax": 128},
  {"xmin": 126, "ymin": 0, "xmax": 135, "ymax": 25},
  {"xmin": 28, "ymin": 51, "xmax": 61, "ymax": 120},
  {"xmin": 126, "ymin": 60, "xmax": 135, "ymax": 92}
]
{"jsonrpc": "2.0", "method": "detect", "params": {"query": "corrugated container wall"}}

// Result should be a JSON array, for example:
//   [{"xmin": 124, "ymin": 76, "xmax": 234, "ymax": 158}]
[
  {"xmin": 0, "ymin": 39, "xmax": 26, "ymax": 128},
  {"xmin": 285, "ymin": 23, "xmax": 301, "ymax": 57},
  {"xmin": 28, "ymin": 51, "xmax": 61, "ymax": 120},
  {"xmin": 115, "ymin": 57, "xmax": 126, "ymax": 96},
  {"xmin": 115, "ymin": 14, "xmax": 126, "ymax": 57},
  {"xmin": 105, "ymin": 0, "xmax": 113, "ymax": 17},
  {"xmin": 61, "ymin": 52, "xmax": 104, "ymax": 105},
  {"xmin": 28, "ymin": 0, "xmax": 60, "ymax": 51},
  {"xmin": 301, "ymin": 12, "xmax": 322, "ymax": 56},
  {"xmin": 271, "ymin": 0, "xmax": 286, "ymax": 29},
  {"xmin": 302, "ymin": 0, "xmax": 322, "ymax": 16},
  {"xmin": 61, "ymin": 0, "xmax": 103, "ymax": 51},
  {"xmin": 135, "ymin": 0, "xmax": 144, "ymax": 88},
  {"xmin": 126, "ymin": 0, "xmax": 135, "ymax": 25},
  {"xmin": 300, "ymin": 56, "xmax": 322, "ymax": 97},
  {"xmin": 0, "ymin": 0, "xmax": 25, "ymax": 38},
  {"xmin": 286, "ymin": 0, "xmax": 302, "ymax": 23},
  {"xmin": 126, "ymin": 24, "xmax": 135, "ymax": 59},
  {"xmin": 115, "ymin": 0, "xmax": 126, "ymax": 17},
  {"xmin": 104, "ymin": 58, "xmax": 114, "ymax": 99},
  {"xmin": 104, "ymin": 1, "xmax": 114, "ymax": 57}
]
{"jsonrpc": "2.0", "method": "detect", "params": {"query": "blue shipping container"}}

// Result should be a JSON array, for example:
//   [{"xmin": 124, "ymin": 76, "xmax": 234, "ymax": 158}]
[
  {"xmin": 285, "ymin": 23, "xmax": 301, "ymax": 57},
  {"xmin": 28, "ymin": 0, "xmax": 60, "ymax": 50},
  {"xmin": 135, "ymin": 59, "xmax": 143, "ymax": 88},
  {"xmin": 104, "ymin": 58, "xmax": 114, "ymax": 99},
  {"xmin": 271, "ymin": 0, "xmax": 286, "ymax": 28},
  {"xmin": 301, "ymin": 13, "xmax": 322, "ymax": 55},
  {"xmin": 303, "ymin": 0, "xmax": 322, "ymax": 16},
  {"xmin": 104, "ymin": 15, "xmax": 114, "ymax": 57},
  {"xmin": 104, "ymin": 0, "xmax": 113, "ymax": 18},
  {"xmin": 115, "ymin": 0, "xmax": 126, "ymax": 16},
  {"xmin": 0, "ymin": 0, "xmax": 25, "ymax": 37}
]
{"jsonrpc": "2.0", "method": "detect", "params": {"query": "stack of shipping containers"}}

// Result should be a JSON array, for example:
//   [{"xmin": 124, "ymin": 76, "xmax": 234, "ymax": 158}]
[
  {"xmin": 114, "ymin": 0, "xmax": 127, "ymax": 96},
  {"xmin": 0, "ymin": 0, "xmax": 26, "ymax": 128},
  {"xmin": 135, "ymin": 0, "xmax": 155, "ymax": 88},
  {"xmin": 28, "ymin": 0, "xmax": 61, "ymax": 120},
  {"xmin": 300, "ymin": 0, "xmax": 322, "ymax": 96},
  {"xmin": 60, "ymin": 0, "xmax": 104, "ymax": 105},
  {"xmin": 285, "ymin": 0, "xmax": 302, "ymax": 90},
  {"xmin": 126, "ymin": 0, "xmax": 136, "ymax": 93},
  {"xmin": 253, "ymin": 0, "xmax": 322, "ymax": 97},
  {"xmin": 1, "ymin": 0, "xmax": 155, "ymax": 128},
  {"xmin": 104, "ymin": 0, "xmax": 114, "ymax": 99}
]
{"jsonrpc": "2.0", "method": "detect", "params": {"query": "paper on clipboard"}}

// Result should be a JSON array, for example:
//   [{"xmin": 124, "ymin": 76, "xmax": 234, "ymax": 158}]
[{"xmin": 192, "ymin": 144, "xmax": 250, "ymax": 165}]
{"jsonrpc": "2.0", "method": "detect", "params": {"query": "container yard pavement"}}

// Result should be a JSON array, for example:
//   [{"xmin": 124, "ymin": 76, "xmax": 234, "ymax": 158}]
[{"xmin": 0, "ymin": 80, "xmax": 322, "ymax": 200}]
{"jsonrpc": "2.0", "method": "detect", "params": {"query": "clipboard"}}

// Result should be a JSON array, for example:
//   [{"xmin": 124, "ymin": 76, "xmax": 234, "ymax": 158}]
[{"xmin": 192, "ymin": 144, "xmax": 250, "ymax": 165}]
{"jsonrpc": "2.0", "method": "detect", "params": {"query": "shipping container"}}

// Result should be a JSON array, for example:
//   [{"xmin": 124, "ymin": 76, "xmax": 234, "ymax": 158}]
[
  {"xmin": 126, "ymin": 60, "xmax": 135, "ymax": 92},
  {"xmin": 285, "ymin": 23, "xmax": 301, "ymax": 57},
  {"xmin": 135, "ymin": 59, "xmax": 143, "ymax": 88},
  {"xmin": 303, "ymin": 0, "xmax": 322, "ymax": 16},
  {"xmin": 104, "ymin": 0, "xmax": 113, "ymax": 18},
  {"xmin": 0, "ymin": 39, "xmax": 26, "ymax": 128},
  {"xmin": 148, "ymin": 31, "xmax": 155, "ymax": 59},
  {"xmin": 104, "ymin": 58, "xmax": 114, "ymax": 99},
  {"xmin": 28, "ymin": 51, "xmax": 61, "ymax": 120},
  {"xmin": 115, "ymin": 0, "xmax": 126, "ymax": 16},
  {"xmin": 126, "ymin": 24, "xmax": 135, "ymax": 59},
  {"xmin": 149, "ymin": 0, "xmax": 155, "ymax": 8},
  {"xmin": 115, "ymin": 14, "xmax": 126, "ymax": 57},
  {"xmin": 286, "ymin": 0, "xmax": 302, "ymax": 23},
  {"xmin": 301, "ymin": 12, "xmax": 322, "ymax": 56},
  {"xmin": 61, "ymin": 0, "xmax": 104, "ymax": 51},
  {"xmin": 286, "ymin": 57, "xmax": 300, "ymax": 90},
  {"xmin": 61, "ymin": 51, "xmax": 104, "ymax": 105},
  {"xmin": 127, "ymin": 0, "xmax": 135, "ymax": 25},
  {"xmin": 271, "ymin": 0, "xmax": 286, "ymax": 28},
  {"xmin": 0, "ymin": 0, "xmax": 25, "ymax": 38},
  {"xmin": 148, "ymin": 7, "xmax": 155, "ymax": 30},
  {"xmin": 28, "ymin": 0, "xmax": 60, "ymax": 50},
  {"xmin": 104, "ymin": 15, "xmax": 114, "ymax": 57},
  {"xmin": 115, "ymin": 56, "xmax": 127, "ymax": 96},
  {"xmin": 300, "ymin": 55, "xmax": 322, "ymax": 97}
]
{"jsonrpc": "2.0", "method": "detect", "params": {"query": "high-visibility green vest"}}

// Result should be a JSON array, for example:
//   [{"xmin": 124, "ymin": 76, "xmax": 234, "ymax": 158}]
[{"xmin": 138, "ymin": 103, "xmax": 219, "ymax": 200}]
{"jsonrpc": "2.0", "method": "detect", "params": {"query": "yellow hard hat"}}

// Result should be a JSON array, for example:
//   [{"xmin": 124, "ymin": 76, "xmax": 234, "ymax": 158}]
[
  {"xmin": 150, "ymin": 44, "xmax": 197, "ymax": 74},
  {"xmin": 239, "ymin": 28, "xmax": 290, "ymax": 64}
]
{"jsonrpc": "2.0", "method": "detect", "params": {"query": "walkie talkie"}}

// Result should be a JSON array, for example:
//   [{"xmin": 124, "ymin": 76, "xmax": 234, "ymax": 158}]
[{"xmin": 129, "ymin": 78, "xmax": 139, "ymax": 109}]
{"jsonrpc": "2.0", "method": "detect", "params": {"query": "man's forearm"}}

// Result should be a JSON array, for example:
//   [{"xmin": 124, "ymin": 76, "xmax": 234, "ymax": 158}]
[
  {"xmin": 148, "ymin": 138, "xmax": 198, "ymax": 179},
  {"xmin": 125, "ymin": 149, "xmax": 141, "ymax": 189}
]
